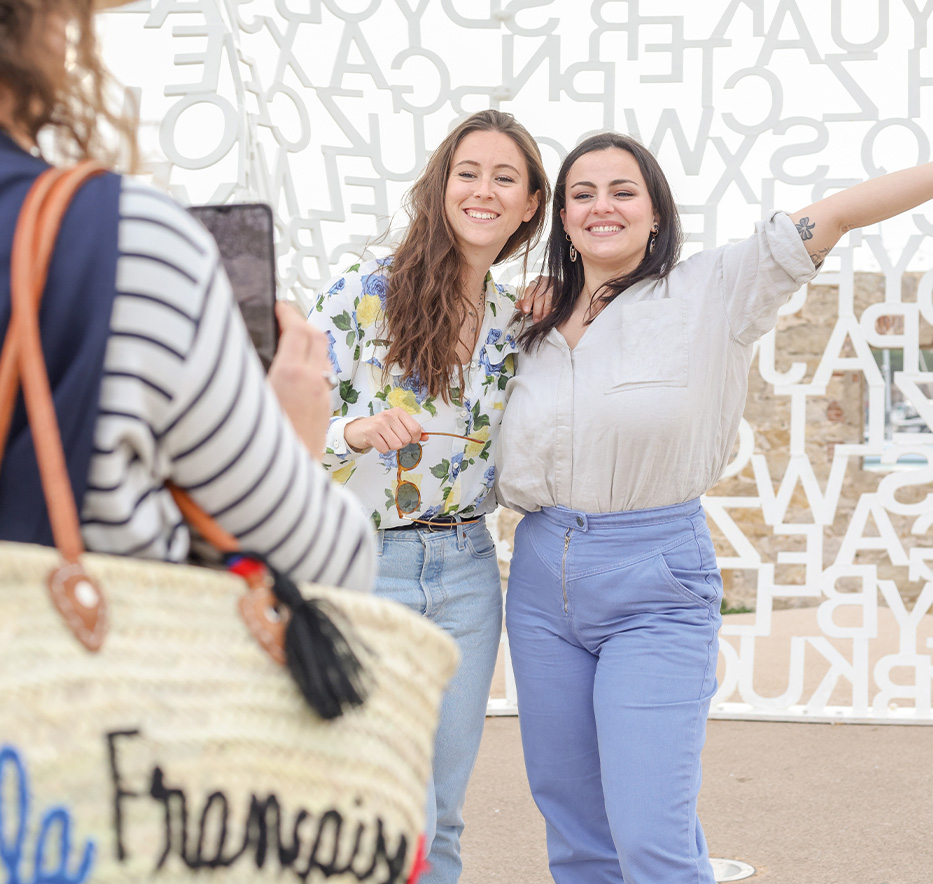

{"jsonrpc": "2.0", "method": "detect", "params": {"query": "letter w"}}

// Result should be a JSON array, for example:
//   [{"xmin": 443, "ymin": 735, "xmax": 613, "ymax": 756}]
[
  {"xmin": 752, "ymin": 450, "xmax": 849, "ymax": 526},
  {"xmin": 623, "ymin": 107, "xmax": 713, "ymax": 174}
]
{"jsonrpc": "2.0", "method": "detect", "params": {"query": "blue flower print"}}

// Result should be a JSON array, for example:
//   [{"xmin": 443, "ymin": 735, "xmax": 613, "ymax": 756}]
[
  {"xmin": 478, "ymin": 327, "xmax": 514, "ymax": 376},
  {"xmin": 378, "ymin": 449, "xmax": 398, "ymax": 472},
  {"xmin": 483, "ymin": 465, "xmax": 496, "ymax": 488},
  {"xmin": 398, "ymin": 374, "xmax": 423, "ymax": 394},
  {"xmin": 383, "ymin": 371, "xmax": 430, "ymax": 402},
  {"xmin": 420, "ymin": 504, "xmax": 443, "ymax": 520},
  {"xmin": 324, "ymin": 330, "xmax": 342, "ymax": 374},
  {"xmin": 397, "ymin": 373, "xmax": 428, "ymax": 405},
  {"xmin": 478, "ymin": 348, "xmax": 497, "ymax": 378},
  {"xmin": 450, "ymin": 452, "xmax": 464, "ymax": 482},
  {"xmin": 328, "ymin": 278, "xmax": 346, "ymax": 295},
  {"xmin": 461, "ymin": 400, "xmax": 475, "ymax": 435},
  {"xmin": 361, "ymin": 271, "xmax": 389, "ymax": 305}
]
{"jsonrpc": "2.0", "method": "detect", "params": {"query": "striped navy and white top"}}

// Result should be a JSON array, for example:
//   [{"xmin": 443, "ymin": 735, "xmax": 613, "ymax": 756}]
[{"xmin": 79, "ymin": 179, "xmax": 374, "ymax": 592}]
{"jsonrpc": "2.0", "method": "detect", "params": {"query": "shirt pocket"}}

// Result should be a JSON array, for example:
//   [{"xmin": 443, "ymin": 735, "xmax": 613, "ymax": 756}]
[
  {"xmin": 479, "ymin": 334, "xmax": 518, "ymax": 379},
  {"xmin": 606, "ymin": 298, "xmax": 688, "ymax": 393},
  {"xmin": 475, "ymin": 334, "xmax": 518, "ymax": 408},
  {"xmin": 362, "ymin": 339, "xmax": 407, "ymax": 381}
]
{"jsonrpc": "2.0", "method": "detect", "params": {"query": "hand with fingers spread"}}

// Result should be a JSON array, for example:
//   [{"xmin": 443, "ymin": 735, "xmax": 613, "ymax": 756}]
[
  {"xmin": 344, "ymin": 407, "xmax": 426, "ymax": 454},
  {"xmin": 267, "ymin": 300, "xmax": 334, "ymax": 459},
  {"xmin": 515, "ymin": 274, "xmax": 554, "ymax": 323}
]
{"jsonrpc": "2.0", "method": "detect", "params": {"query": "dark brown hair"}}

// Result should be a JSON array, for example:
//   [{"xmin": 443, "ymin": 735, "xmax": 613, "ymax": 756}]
[
  {"xmin": 384, "ymin": 109, "xmax": 549, "ymax": 401},
  {"xmin": 0, "ymin": 0, "xmax": 137, "ymax": 166},
  {"xmin": 520, "ymin": 132, "xmax": 682, "ymax": 350}
]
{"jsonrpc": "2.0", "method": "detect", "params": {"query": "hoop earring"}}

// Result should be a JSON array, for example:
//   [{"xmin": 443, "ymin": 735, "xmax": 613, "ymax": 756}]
[
  {"xmin": 648, "ymin": 227, "xmax": 659, "ymax": 255},
  {"xmin": 566, "ymin": 233, "xmax": 577, "ymax": 263}
]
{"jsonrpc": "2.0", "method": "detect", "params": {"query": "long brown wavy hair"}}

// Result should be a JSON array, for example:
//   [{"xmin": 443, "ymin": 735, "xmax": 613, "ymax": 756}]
[
  {"xmin": 383, "ymin": 110, "xmax": 549, "ymax": 401},
  {"xmin": 0, "ymin": 0, "xmax": 138, "ymax": 167}
]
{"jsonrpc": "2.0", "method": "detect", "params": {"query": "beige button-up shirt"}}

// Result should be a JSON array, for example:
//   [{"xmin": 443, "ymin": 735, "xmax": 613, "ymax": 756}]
[{"xmin": 495, "ymin": 212, "xmax": 819, "ymax": 514}]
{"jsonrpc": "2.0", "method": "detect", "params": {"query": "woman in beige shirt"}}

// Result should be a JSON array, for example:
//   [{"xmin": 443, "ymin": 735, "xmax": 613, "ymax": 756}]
[{"xmin": 495, "ymin": 131, "xmax": 933, "ymax": 884}]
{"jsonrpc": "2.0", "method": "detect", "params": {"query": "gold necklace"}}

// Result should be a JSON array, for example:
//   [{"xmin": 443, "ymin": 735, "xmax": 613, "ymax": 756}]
[{"xmin": 467, "ymin": 285, "xmax": 486, "ymax": 335}]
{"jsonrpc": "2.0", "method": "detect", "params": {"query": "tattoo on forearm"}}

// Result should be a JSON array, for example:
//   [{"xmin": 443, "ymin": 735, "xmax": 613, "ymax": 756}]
[
  {"xmin": 808, "ymin": 246, "xmax": 829, "ymax": 267},
  {"xmin": 796, "ymin": 216, "xmax": 815, "ymax": 241}
]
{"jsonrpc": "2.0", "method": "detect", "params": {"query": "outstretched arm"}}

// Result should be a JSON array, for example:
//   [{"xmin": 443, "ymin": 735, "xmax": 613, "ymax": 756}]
[{"xmin": 791, "ymin": 163, "xmax": 933, "ymax": 266}]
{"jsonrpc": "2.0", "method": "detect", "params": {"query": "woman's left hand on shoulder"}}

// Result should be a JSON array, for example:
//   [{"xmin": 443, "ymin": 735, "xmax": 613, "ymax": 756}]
[{"xmin": 516, "ymin": 275, "xmax": 554, "ymax": 323}]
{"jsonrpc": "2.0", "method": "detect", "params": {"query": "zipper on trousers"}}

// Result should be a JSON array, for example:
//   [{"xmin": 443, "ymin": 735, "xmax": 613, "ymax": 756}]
[{"xmin": 561, "ymin": 528, "xmax": 574, "ymax": 613}]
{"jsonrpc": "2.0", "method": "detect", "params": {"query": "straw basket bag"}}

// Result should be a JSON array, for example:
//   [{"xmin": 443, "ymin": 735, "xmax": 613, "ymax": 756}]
[{"xmin": 0, "ymin": 164, "xmax": 459, "ymax": 884}]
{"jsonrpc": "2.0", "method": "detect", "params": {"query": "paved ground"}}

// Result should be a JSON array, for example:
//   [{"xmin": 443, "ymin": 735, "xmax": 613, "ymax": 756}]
[
  {"xmin": 460, "ymin": 611, "xmax": 933, "ymax": 884},
  {"xmin": 462, "ymin": 717, "xmax": 932, "ymax": 883}
]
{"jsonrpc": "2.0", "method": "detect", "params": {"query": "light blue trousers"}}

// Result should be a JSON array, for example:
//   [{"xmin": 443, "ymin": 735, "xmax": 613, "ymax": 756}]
[
  {"xmin": 374, "ymin": 519, "xmax": 503, "ymax": 884},
  {"xmin": 506, "ymin": 501, "xmax": 722, "ymax": 884}
]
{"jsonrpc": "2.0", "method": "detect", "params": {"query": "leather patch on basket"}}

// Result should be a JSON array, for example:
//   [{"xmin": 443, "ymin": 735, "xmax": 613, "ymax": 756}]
[
  {"xmin": 239, "ymin": 585, "xmax": 287, "ymax": 665},
  {"xmin": 46, "ymin": 561, "xmax": 108, "ymax": 651}
]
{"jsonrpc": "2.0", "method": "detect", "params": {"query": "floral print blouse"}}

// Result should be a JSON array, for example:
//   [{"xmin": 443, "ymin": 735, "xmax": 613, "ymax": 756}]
[{"xmin": 310, "ymin": 257, "xmax": 521, "ymax": 529}]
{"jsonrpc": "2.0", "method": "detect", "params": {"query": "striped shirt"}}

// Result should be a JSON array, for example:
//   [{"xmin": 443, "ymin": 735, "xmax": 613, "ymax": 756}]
[{"xmin": 79, "ymin": 179, "xmax": 374, "ymax": 591}]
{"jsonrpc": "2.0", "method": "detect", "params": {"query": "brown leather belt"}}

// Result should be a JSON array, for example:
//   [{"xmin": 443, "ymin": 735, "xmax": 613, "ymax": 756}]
[{"xmin": 386, "ymin": 515, "xmax": 483, "ymax": 532}]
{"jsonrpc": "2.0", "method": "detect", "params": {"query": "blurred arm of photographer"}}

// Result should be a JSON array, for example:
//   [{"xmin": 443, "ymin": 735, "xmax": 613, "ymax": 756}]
[
  {"xmin": 268, "ymin": 301, "xmax": 334, "ymax": 460},
  {"xmin": 0, "ymin": 0, "xmax": 374, "ymax": 591}
]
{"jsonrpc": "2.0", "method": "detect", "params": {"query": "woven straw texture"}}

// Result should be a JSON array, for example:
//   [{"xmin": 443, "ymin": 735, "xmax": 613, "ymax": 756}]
[{"xmin": 0, "ymin": 541, "xmax": 459, "ymax": 884}]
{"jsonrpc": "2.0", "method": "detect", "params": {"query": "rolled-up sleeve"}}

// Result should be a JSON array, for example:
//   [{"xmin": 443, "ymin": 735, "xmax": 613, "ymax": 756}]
[{"xmin": 721, "ymin": 211, "xmax": 819, "ymax": 346}]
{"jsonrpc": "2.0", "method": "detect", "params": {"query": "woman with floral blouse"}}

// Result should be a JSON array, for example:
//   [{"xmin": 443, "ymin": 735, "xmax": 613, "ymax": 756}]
[{"xmin": 309, "ymin": 109, "xmax": 549, "ymax": 884}]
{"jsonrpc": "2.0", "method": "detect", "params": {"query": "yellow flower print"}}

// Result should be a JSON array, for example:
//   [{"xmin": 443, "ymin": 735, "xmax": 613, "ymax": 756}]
[
  {"xmin": 444, "ymin": 477, "xmax": 462, "ymax": 513},
  {"xmin": 357, "ymin": 294, "xmax": 384, "ymax": 329},
  {"xmin": 465, "ymin": 426, "xmax": 490, "ymax": 458},
  {"xmin": 503, "ymin": 353, "xmax": 515, "ymax": 374},
  {"xmin": 387, "ymin": 387, "xmax": 421, "ymax": 414},
  {"xmin": 332, "ymin": 463, "xmax": 356, "ymax": 484}
]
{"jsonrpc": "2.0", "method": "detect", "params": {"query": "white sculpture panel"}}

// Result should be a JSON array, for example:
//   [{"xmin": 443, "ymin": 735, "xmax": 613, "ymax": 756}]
[{"xmin": 101, "ymin": 0, "xmax": 933, "ymax": 722}]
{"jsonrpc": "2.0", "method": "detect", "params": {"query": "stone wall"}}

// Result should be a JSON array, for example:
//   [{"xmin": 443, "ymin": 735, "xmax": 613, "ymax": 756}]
[{"xmin": 714, "ymin": 273, "xmax": 932, "ymax": 610}]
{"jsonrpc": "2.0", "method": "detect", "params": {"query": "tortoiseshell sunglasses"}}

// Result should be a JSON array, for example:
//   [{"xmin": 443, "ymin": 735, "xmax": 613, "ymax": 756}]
[{"xmin": 395, "ymin": 432, "xmax": 486, "ymax": 525}]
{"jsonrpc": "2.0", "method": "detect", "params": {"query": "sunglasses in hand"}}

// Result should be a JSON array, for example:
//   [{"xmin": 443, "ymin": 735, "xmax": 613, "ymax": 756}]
[{"xmin": 395, "ymin": 431, "xmax": 486, "ymax": 525}]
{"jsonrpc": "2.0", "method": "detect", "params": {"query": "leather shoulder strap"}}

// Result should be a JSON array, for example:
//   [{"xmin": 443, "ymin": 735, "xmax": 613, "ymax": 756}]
[{"xmin": 3, "ymin": 162, "xmax": 107, "ymax": 561}]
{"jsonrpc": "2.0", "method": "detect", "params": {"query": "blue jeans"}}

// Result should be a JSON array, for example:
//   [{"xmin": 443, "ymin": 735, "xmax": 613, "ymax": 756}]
[
  {"xmin": 374, "ymin": 519, "xmax": 503, "ymax": 884},
  {"xmin": 506, "ymin": 501, "xmax": 722, "ymax": 884}
]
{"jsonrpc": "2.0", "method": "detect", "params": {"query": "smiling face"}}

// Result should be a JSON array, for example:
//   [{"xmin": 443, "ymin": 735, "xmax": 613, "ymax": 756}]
[
  {"xmin": 560, "ymin": 147, "xmax": 658, "ymax": 280},
  {"xmin": 444, "ymin": 129, "xmax": 540, "ymax": 266}
]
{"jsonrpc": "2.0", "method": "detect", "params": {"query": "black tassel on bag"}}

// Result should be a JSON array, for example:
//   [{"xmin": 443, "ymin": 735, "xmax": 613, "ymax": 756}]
[
  {"xmin": 229, "ymin": 553, "xmax": 370, "ymax": 720},
  {"xmin": 269, "ymin": 566, "xmax": 369, "ymax": 720}
]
